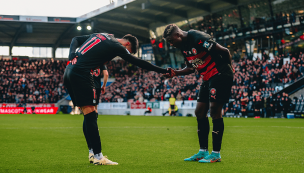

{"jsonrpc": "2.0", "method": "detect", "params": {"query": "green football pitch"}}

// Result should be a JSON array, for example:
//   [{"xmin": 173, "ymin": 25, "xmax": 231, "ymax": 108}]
[{"xmin": 0, "ymin": 114, "xmax": 303, "ymax": 173}]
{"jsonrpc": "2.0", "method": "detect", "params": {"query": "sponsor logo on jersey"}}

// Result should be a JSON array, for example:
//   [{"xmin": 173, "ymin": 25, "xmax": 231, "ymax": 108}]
[
  {"xmin": 202, "ymin": 41, "xmax": 213, "ymax": 51},
  {"xmin": 203, "ymin": 41, "xmax": 210, "ymax": 48},
  {"xmin": 192, "ymin": 48, "xmax": 197, "ymax": 55},
  {"xmin": 183, "ymin": 51, "xmax": 188, "ymax": 55}
]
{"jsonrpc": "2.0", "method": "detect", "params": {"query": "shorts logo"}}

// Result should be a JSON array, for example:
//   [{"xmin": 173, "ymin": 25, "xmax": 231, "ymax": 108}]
[
  {"xmin": 192, "ymin": 48, "xmax": 197, "ymax": 55},
  {"xmin": 93, "ymin": 100, "xmax": 96, "ymax": 103},
  {"xmin": 210, "ymin": 88, "xmax": 216, "ymax": 100}
]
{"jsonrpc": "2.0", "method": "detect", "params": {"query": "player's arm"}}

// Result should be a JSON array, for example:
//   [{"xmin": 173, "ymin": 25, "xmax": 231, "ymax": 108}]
[
  {"xmin": 101, "ymin": 65, "xmax": 108, "ymax": 94},
  {"xmin": 164, "ymin": 57, "xmax": 194, "ymax": 78},
  {"xmin": 173, "ymin": 59, "xmax": 195, "ymax": 76},
  {"xmin": 213, "ymin": 43, "xmax": 232, "ymax": 65},
  {"xmin": 68, "ymin": 35, "xmax": 90, "ymax": 60},
  {"xmin": 119, "ymin": 53, "xmax": 168, "ymax": 73}
]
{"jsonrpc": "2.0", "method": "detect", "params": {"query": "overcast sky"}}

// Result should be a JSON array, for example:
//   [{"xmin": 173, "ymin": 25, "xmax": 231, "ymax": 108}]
[{"xmin": 0, "ymin": 0, "xmax": 110, "ymax": 17}]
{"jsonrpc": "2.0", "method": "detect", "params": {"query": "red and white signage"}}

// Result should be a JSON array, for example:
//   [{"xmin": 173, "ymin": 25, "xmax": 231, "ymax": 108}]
[
  {"xmin": 0, "ymin": 107, "xmax": 58, "ymax": 114},
  {"xmin": 130, "ymin": 102, "xmax": 146, "ymax": 109}
]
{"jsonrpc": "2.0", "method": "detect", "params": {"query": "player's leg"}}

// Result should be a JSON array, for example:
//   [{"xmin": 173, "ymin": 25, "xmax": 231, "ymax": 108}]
[
  {"xmin": 199, "ymin": 74, "xmax": 233, "ymax": 163},
  {"xmin": 81, "ymin": 105, "xmax": 118, "ymax": 165},
  {"xmin": 81, "ymin": 106, "xmax": 94, "ymax": 163},
  {"xmin": 184, "ymin": 83, "xmax": 210, "ymax": 161},
  {"xmin": 68, "ymin": 72, "xmax": 117, "ymax": 165},
  {"xmin": 199, "ymin": 101, "xmax": 225, "ymax": 163}
]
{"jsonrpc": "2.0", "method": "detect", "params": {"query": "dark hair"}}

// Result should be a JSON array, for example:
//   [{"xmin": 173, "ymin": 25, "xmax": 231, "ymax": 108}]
[
  {"xmin": 123, "ymin": 34, "xmax": 139, "ymax": 54},
  {"xmin": 163, "ymin": 24, "xmax": 178, "ymax": 38}
]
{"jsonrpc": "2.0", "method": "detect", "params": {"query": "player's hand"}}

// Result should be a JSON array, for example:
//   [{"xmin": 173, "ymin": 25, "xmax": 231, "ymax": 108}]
[
  {"xmin": 163, "ymin": 67, "xmax": 176, "ymax": 78},
  {"xmin": 101, "ymin": 86, "xmax": 106, "ymax": 94},
  {"xmin": 69, "ymin": 53, "xmax": 78, "ymax": 65}
]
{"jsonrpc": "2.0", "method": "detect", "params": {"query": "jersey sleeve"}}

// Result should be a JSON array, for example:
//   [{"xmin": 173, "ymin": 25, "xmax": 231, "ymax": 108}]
[
  {"xmin": 101, "ymin": 65, "xmax": 107, "ymax": 70},
  {"xmin": 69, "ymin": 35, "xmax": 91, "ymax": 60},
  {"xmin": 192, "ymin": 31, "xmax": 216, "ymax": 53},
  {"xmin": 113, "ymin": 43, "xmax": 167, "ymax": 73}
]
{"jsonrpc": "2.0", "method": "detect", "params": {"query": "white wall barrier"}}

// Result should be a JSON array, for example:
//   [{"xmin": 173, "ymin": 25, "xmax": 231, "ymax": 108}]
[
  {"xmin": 97, "ymin": 102, "xmax": 196, "ymax": 116},
  {"xmin": 98, "ymin": 103, "xmax": 127, "ymax": 109}
]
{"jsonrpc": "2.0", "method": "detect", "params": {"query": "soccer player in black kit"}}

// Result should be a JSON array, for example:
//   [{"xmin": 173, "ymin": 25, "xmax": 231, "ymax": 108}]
[
  {"xmin": 87, "ymin": 65, "xmax": 108, "ymax": 163},
  {"xmin": 64, "ymin": 33, "xmax": 168, "ymax": 165},
  {"xmin": 163, "ymin": 24, "xmax": 234, "ymax": 163}
]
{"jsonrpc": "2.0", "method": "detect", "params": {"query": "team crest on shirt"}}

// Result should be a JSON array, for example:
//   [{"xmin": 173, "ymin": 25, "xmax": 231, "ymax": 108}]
[
  {"xmin": 91, "ymin": 69, "xmax": 101, "ymax": 77},
  {"xmin": 192, "ymin": 48, "xmax": 197, "ymax": 55}
]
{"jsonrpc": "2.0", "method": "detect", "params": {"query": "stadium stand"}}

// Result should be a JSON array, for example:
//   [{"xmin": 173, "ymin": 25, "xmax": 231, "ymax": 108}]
[
  {"xmin": 98, "ymin": 49, "xmax": 304, "ymax": 118},
  {"xmin": 0, "ymin": 58, "xmax": 68, "ymax": 104}
]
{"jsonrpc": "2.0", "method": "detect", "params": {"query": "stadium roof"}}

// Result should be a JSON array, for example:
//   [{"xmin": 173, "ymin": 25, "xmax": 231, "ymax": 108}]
[{"xmin": 0, "ymin": 0, "xmax": 247, "ymax": 56}]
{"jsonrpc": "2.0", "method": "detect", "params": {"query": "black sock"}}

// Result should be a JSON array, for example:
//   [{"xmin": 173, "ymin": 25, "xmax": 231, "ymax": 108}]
[
  {"xmin": 197, "ymin": 118, "xmax": 210, "ymax": 150},
  {"xmin": 83, "ymin": 118, "xmax": 92, "ymax": 150},
  {"xmin": 84, "ymin": 111, "xmax": 101, "ymax": 154},
  {"xmin": 212, "ymin": 118, "xmax": 224, "ymax": 152}
]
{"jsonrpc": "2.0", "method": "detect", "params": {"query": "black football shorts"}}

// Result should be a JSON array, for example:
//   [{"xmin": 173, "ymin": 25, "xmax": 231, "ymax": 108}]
[
  {"xmin": 197, "ymin": 74, "xmax": 233, "ymax": 103},
  {"xmin": 63, "ymin": 65, "xmax": 97, "ymax": 107}
]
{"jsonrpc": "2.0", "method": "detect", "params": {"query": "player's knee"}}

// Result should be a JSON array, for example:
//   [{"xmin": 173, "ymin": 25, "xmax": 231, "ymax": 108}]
[
  {"xmin": 195, "ymin": 110, "xmax": 206, "ymax": 119},
  {"xmin": 82, "ymin": 105, "xmax": 96, "ymax": 115},
  {"xmin": 210, "ymin": 103, "xmax": 223, "ymax": 119}
]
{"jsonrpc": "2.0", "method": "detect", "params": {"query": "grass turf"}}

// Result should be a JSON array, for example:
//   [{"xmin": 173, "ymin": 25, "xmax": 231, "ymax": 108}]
[{"xmin": 0, "ymin": 114, "xmax": 303, "ymax": 173}]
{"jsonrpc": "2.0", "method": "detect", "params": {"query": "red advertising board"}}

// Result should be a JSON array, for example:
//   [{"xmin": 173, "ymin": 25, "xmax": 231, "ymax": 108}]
[
  {"xmin": 0, "ymin": 107, "xmax": 58, "ymax": 114},
  {"xmin": 130, "ymin": 102, "xmax": 146, "ymax": 109}
]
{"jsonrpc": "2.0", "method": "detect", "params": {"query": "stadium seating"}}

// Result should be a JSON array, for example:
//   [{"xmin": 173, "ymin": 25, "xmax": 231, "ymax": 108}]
[{"xmin": 0, "ymin": 58, "xmax": 68, "ymax": 104}]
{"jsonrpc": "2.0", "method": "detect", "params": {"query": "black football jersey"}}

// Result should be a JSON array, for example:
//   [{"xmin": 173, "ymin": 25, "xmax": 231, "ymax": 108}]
[
  {"xmin": 181, "ymin": 30, "xmax": 233, "ymax": 81},
  {"xmin": 72, "ymin": 33, "xmax": 129, "ymax": 72}
]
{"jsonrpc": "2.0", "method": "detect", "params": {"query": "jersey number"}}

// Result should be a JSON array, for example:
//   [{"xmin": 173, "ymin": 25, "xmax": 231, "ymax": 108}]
[{"xmin": 77, "ymin": 37, "xmax": 101, "ymax": 55}]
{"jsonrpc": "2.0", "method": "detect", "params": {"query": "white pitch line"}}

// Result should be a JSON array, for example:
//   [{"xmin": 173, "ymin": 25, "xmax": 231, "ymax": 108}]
[{"xmin": 0, "ymin": 126, "xmax": 303, "ymax": 129}]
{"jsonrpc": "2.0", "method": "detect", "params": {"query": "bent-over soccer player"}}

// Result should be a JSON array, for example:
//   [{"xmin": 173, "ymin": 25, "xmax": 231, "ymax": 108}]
[
  {"xmin": 163, "ymin": 24, "xmax": 234, "ymax": 163},
  {"xmin": 64, "ymin": 33, "xmax": 168, "ymax": 165}
]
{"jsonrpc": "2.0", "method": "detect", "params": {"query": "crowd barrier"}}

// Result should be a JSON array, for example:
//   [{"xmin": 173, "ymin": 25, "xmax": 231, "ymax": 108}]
[{"xmin": 97, "ymin": 101, "xmax": 197, "ymax": 116}]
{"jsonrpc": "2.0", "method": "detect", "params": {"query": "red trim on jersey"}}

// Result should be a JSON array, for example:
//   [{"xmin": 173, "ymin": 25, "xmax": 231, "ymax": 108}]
[
  {"xmin": 196, "ymin": 55, "xmax": 212, "ymax": 71},
  {"xmin": 201, "ymin": 62, "xmax": 216, "ymax": 75},
  {"xmin": 186, "ymin": 51, "xmax": 206, "ymax": 61},
  {"xmin": 203, "ymin": 68, "xmax": 218, "ymax": 81},
  {"xmin": 67, "ymin": 61, "xmax": 71, "ymax": 66},
  {"xmin": 78, "ymin": 37, "xmax": 95, "ymax": 53},
  {"xmin": 81, "ymin": 39, "xmax": 101, "ymax": 55},
  {"xmin": 93, "ymin": 89, "xmax": 96, "ymax": 99}
]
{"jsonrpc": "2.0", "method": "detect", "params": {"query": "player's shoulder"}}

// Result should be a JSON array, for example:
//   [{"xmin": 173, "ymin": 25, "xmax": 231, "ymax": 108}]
[{"xmin": 187, "ymin": 30, "xmax": 211, "ymax": 42}]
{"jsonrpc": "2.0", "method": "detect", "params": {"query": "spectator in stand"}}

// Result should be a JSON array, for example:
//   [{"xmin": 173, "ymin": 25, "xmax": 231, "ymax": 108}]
[
  {"xmin": 240, "ymin": 92, "xmax": 249, "ymax": 116},
  {"xmin": 144, "ymin": 106, "xmax": 152, "ymax": 116}
]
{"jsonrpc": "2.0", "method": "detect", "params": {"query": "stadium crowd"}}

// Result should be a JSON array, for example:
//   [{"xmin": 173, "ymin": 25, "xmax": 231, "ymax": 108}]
[
  {"xmin": 0, "ymin": 58, "xmax": 68, "ymax": 104},
  {"xmin": 101, "ymin": 51, "xmax": 304, "ymax": 118},
  {"xmin": 1, "ymin": 50, "xmax": 304, "ymax": 115}
]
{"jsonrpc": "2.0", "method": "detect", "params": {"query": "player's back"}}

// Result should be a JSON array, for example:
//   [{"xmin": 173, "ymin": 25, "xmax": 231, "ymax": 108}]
[{"xmin": 72, "ymin": 33, "xmax": 122, "ymax": 72}]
